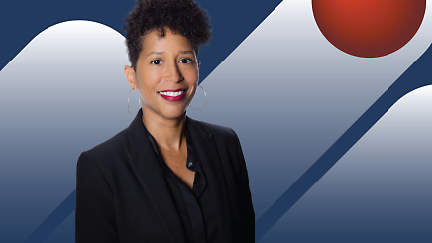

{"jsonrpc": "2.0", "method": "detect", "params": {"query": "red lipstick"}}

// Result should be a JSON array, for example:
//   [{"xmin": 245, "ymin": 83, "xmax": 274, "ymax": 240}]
[{"xmin": 158, "ymin": 89, "xmax": 187, "ymax": 102}]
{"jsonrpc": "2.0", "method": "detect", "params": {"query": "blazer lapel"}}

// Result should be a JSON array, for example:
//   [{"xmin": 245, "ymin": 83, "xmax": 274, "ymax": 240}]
[
  {"xmin": 125, "ymin": 109, "xmax": 185, "ymax": 243},
  {"xmin": 187, "ymin": 116, "xmax": 233, "ymax": 243}
]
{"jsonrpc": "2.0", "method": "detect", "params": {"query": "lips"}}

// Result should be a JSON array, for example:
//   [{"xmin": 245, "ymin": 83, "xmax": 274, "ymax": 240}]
[{"xmin": 157, "ymin": 88, "xmax": 187, "ymax": 102}]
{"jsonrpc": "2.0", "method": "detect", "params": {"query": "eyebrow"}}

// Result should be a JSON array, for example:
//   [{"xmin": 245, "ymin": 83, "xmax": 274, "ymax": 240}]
[
  {"xmin": 179, "ymin": 51, "xmax": 194, "ymax": 55},
  {"xmin": 145, "ymin": 51, "xmax": 163, "ymax": 58},
  {"xmin": 145, "ymin": 51, "xmax": 194, "ymax": 58}
]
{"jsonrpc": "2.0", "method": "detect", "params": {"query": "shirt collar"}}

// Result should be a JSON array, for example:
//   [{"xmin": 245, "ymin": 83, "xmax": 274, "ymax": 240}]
[{"xmin": 142, "ymin": 118, "xmax": 200, "ymax": 172}]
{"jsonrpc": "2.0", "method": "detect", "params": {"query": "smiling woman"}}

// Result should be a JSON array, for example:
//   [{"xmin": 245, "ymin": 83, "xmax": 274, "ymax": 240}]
[
  {"xmin": 124, "ymin": 28, "xmax": 200, "ymax": 121},
  {"xmin": 74, "ymin": 0, "xmax": 255, "ymax": 243}
]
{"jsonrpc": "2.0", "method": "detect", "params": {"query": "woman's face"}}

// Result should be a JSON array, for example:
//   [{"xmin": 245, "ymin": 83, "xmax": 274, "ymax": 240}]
[{"xmin": 125, "ymin": 27, "xmax": 200, "ymax": 120}]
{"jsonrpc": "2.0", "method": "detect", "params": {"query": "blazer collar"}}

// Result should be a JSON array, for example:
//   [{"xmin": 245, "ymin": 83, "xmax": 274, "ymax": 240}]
[
  {"xmin": 126, "ymin": 109, "xmax": 233, "ymax": 243},
  {"xmin": 126, "ymin": 108, "xmax": 209, "ymax": 153},
  {"xmin": 125, "ymin": 109, "xmax": 184, "ymax": 243},
  {"xmin": 187, "ymin": 117, "xmax": 234, "ymax": 243}
]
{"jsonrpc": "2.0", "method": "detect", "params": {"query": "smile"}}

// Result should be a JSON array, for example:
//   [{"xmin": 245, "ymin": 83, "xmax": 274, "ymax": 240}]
[
  {"xmin": 159, "ymin": 90, "xmax": 184, "ymax": 96},
  {"xmin": 158, "ymin": 89, "xmax": 187, "ymax": 102}
]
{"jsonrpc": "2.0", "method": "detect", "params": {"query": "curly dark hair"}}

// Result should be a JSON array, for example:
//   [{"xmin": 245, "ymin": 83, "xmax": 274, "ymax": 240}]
[{"xmin": 123, "ymin": 0, "xmax": 212, "ymax": 70}]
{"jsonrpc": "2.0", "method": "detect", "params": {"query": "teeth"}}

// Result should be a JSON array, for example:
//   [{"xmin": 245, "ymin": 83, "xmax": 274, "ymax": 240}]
[{"xmin": 159, "ymin": 90, "xmax": 184, "ymax": 96}]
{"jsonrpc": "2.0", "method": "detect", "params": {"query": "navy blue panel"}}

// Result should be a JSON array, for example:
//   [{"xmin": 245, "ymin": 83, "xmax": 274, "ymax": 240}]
[{"xmin": 0, "ymin": 0, "xmax": 282, "ymax": 83}]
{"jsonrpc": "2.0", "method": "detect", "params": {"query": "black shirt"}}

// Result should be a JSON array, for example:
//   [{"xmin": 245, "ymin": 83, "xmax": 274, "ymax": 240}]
[{"xmin": 144, "ymin": 122, "xmax": 219, "ymax": 243}]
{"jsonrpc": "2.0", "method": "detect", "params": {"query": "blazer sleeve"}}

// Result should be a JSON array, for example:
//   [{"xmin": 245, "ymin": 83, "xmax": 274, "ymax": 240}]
[
  {"xmin": 75, "ymin": 151, "xmax": 119, "ymax": 243},
  {"xmin": 232, "ymin": 130, "xmax": 255, "ymax": 242}
]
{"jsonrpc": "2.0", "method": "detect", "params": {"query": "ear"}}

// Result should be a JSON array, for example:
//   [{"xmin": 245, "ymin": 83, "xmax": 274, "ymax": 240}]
[
  {"xmin": 197, "ymin": 61, "xmax": 201, "ymax": 69},
  {"xmin": 124, "ymin": 65, "xmax": 137, "ymax": 90}
]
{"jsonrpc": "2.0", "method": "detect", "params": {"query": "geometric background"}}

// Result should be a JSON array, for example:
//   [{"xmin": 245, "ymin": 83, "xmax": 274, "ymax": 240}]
[{"xmin": 0, "ymin": 0, "xmax": 431, "ymax": 242}]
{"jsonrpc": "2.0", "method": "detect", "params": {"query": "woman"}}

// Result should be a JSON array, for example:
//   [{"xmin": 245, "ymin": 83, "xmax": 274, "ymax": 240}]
[{"xmin": 75, "ymin": 0, "xmax": 255, "ymax": 242}]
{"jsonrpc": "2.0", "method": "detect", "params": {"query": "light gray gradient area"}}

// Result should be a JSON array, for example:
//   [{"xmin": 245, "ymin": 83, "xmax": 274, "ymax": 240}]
[
  {"xmin": 0, "ymin": 0, "xmax": 431, "ymax": 241},
  {"xmin": 190, "ymin": 0, "xmax": 432, "ymax": 222},
  {"xmin": 261, "ymin": 85, "xmax": 432, "ymax": 243},
  {"xmin": 0, "ymin": 21, "xmax": 132, "ymax": 243}
]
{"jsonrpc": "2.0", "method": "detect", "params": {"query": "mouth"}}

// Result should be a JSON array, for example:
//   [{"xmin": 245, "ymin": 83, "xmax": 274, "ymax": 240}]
[{"xmin": 157, "ymin": 88, "xmax": 187, "ymax": 102}]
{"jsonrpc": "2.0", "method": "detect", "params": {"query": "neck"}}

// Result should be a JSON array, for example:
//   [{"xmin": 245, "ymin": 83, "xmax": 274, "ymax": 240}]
[{"xmin": 142, "ymin": 109, "xmax": 186, "ymax": 151}]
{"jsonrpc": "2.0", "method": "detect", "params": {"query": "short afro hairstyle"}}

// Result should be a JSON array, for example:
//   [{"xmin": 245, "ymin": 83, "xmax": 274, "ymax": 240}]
[{"xmin": 123, "ymin": 0, "xmax": 212, "ymax": 70}]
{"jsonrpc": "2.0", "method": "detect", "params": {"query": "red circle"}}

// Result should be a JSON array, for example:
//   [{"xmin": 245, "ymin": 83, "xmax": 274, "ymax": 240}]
[{"xmin": 312, "ymin": 0, "xmax": 426, "ymax": 58}]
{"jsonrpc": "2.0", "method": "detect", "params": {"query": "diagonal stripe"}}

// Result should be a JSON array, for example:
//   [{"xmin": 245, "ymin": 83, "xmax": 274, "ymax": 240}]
[
  {"xmin": 255, "ymin": 43, "xmax": 432, "ymax": 242},
  {"xmin": 23, "ymin": 190, "xmax": 76, "ymax": 243}
]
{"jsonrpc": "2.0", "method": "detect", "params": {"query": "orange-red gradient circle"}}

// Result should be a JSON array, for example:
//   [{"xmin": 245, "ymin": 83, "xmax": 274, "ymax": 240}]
[{"xmin": 312, "ymin": 0, "xmax": 426, "ymax": 58}]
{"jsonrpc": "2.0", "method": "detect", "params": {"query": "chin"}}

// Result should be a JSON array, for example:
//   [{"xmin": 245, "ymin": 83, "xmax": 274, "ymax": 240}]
[{"xmin": 159, "ymin": 108, "xmax": 187, "ymax": 120}]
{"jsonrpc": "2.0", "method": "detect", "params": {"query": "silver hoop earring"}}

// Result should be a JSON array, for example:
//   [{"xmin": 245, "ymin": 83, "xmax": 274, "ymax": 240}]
[
  {"xmin": 188, "ymin": 85, "xmax": 207, "ymax": 110},
  {"xmin": 128, "ymin": 89, "xmax": 141, "ymax": 115}
]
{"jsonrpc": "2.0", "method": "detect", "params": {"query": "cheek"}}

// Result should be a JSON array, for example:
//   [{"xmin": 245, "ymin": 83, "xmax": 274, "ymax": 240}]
[
  {"xmin": 140, "ymin": 73, "xmax": 161, "ymax": 91},
  {"xmin": 184, "ymin": 69, "xmax": 199, "ymax": 82},
  {"xmin": 188, "ymin": 82, "xmax": 198, "ymax": 98},
  {"xmin": 136, "ymin": 75, "xmax": 158, "ymax": 103},
  {"xmin": 189, "ymin": 77, "xmax": 198, "ymax": 93},
  {"xmin": 191, "ymin": 87, "xmax": 197, "ymax": 98}
]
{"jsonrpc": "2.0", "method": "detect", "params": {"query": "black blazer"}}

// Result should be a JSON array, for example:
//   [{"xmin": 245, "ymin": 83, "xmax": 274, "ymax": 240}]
[{"xmin": 75, "ymin": 109, "xmax": 255, "ymax": 243}]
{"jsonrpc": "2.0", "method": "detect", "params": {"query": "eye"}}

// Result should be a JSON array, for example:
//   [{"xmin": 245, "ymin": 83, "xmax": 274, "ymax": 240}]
[
  {"xmin": 151, "ymin": 59, "xmax": 162, "ymax": 65},
  {"xmin": 180, "ymin": 58, "xmax": 193, "ymax": 64}
]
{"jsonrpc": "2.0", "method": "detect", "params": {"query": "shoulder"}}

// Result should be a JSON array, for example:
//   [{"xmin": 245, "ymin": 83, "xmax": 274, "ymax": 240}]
[
  {"xmin": 76, "ymin": 126, "xmax": 134, "ymax": 189},
  {"xmin": 88, "ymin": 128, "xmax": 129, "ymax": 157},
  {"xmin": 78, "ymin": 127, "xmax": 131, "ymax": 171},
  {"xmin": 191, "ymin": 118, "xmax": 237, "ymax": 137},
  {"xmin": 188, "ymin": 117, "xmax": 241, "ymax": 148}
]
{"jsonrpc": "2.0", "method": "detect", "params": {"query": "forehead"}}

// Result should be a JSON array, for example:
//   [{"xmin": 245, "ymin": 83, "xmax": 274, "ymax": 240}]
[{"xmin": 140, "ymin": 28, "xmax": 193, "ymax": 54}]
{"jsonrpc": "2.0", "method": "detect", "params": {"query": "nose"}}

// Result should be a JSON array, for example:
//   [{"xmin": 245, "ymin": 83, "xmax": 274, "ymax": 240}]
[{"xmin": 164, "ymin": 60, "xmax": 183, "ymax": 83}]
